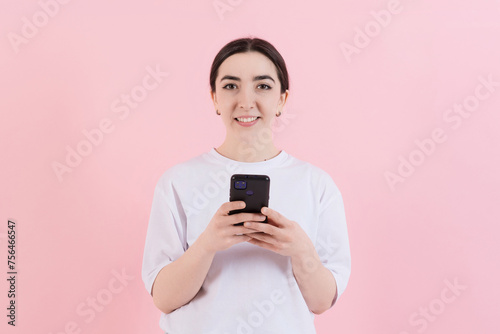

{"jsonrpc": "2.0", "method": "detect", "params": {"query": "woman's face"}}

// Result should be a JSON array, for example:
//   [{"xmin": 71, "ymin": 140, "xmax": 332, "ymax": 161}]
[{"xmin": 211, "ymin": 51, "xmax": 288, "ymax": 135}]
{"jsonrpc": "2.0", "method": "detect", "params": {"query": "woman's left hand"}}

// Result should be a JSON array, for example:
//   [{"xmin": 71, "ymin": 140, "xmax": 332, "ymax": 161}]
[
  {"xmin": 246, "ymin": 206, "xmax": 338, "ymax": 314},
  {"xmin": 243, "ymin": 207, "xmax": 315, "ymax": 259}
]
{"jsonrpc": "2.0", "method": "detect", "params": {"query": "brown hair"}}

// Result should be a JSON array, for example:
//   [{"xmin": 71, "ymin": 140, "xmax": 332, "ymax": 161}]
[{"xmin": 209, "ymin": 37, "xmax": 289, "ymax": 94}]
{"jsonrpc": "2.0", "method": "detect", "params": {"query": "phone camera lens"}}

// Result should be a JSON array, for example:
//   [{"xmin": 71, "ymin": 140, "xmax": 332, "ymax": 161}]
[{"xmin": 235, "ymin": 181, "xmax": 247, "ymax": 189}]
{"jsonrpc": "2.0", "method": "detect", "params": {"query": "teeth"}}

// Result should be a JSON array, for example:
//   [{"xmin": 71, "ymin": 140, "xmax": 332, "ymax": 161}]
[{"xmin": 236, "ymin": 117, "xmax": 258, "ymax": 123}]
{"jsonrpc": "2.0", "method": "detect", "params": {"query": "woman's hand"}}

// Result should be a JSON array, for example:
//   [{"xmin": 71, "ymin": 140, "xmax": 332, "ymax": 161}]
[
  {"xmin": 198, "ymin": 201, "xmax": 267, "ymax": 254},
  {"xmin": 243, "ymin": 207, "xmax": 315, "ymax": 258},
  {"xmin": 244, "ymin": 207, "xmax": 338, "ymax": 314}
]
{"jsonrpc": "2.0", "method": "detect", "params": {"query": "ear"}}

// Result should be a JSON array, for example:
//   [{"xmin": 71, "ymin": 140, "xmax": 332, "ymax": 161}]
[
  {"xmin": 277, "ymin": 89, "xmax": 289, "ymax": 111},
  {"xmin": 210, "ymin": 90, "xmax": 218, "ymax": 110}
]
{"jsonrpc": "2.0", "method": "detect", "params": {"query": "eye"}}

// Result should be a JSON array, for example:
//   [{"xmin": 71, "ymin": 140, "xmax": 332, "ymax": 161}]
[
  {"xmin": 257, "ymin": 84, "xmax": 272, "ymax": 90},
  {"xmin": 223, "ymin": 83, "xmax": 237, "ymax": 90}
]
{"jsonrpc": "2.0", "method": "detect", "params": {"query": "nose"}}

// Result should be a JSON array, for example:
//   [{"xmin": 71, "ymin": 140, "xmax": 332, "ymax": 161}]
[{"xmin": 238, "ymin": 87, "xmax": 255, "ymax": 111}]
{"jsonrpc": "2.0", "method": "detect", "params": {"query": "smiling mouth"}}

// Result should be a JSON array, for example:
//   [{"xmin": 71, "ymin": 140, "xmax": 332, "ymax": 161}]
[{"xmin": 234, "ymin": 116, "xmax": 260, "ymax": 123}]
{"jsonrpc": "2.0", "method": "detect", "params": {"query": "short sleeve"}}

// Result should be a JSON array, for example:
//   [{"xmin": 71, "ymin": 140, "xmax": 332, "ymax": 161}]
[
  {"xmin": 315, "ymin": 172, "xmax": 351, "ymax": 306},
  {"xmin": 141, "ymin": 175, "xmax": 187, "ymax": 296}
]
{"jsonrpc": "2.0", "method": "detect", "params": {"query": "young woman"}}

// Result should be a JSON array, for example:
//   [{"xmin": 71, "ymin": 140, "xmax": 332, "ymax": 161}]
[{"xmin": 142, "ymin": 37, "xmax": 351, "ymax": 333}]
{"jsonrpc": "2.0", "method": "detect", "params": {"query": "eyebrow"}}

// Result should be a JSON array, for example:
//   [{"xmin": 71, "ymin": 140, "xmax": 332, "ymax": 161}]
[{"xmin": 220, "ymin": 75, "xmax": 275, "ymax": 83}]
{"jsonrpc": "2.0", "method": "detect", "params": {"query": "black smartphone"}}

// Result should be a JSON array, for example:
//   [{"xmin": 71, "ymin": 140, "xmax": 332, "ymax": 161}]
[{"xmin": 229, "ymin": 174, "xmax": 270, "ymax": 225}]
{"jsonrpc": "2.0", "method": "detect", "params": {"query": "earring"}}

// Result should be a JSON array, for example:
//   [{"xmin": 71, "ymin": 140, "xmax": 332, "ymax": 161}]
[
  {"xmin": 276, "ymin": 111, "xmax": 281, "ymax": 117},
  {"xmin": 216, "ymin": 110, "xmax": 220, "ymax": 115}
]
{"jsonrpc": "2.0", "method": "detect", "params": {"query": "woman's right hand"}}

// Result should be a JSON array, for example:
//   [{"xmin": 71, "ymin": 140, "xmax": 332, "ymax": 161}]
[{"xmin": 198, "ymin": 201, "xmax": 267, "ymax": 254}]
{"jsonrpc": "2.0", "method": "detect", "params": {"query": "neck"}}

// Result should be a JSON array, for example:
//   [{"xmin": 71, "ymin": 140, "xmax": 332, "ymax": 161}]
[{"xmin": 216, "ymin": 138, "xmax": 281, "ymax": 162}]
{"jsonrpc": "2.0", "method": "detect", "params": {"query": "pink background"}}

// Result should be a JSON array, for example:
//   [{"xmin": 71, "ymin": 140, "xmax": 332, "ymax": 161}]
[{"xmin": 2, "ymin": 0, "xmax": 499, "ymax": 333}]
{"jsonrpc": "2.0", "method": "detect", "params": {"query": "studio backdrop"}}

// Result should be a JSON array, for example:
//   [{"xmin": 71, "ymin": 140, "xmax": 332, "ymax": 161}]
[{"xmin": 1, "ymin": 0, "xmax": 499, "ymax": 333}]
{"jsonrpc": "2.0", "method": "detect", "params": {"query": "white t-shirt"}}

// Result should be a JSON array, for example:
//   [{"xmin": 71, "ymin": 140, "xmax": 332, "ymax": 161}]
[{"xmin": 142, "ymin": 147, "xmax": 351, "ymax": 334}]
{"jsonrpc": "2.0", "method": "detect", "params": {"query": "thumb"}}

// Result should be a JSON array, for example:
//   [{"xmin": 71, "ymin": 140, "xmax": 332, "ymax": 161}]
[{"xmin": 261, "ymin": 207, "xmax": 282, "ymax": 225}]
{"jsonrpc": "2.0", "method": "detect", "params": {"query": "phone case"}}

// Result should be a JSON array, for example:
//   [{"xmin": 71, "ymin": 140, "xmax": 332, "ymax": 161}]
[{"xmin": 229, "ymin": 174, "xmax": 270, "ymax": 225}]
